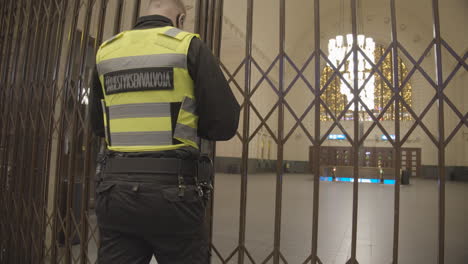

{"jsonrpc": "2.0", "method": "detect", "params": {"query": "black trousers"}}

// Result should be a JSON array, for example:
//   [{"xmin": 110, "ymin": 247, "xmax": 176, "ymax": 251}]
[{"xmin": 95, "ymin": 173, "xmax": 210, "ymax": 264}]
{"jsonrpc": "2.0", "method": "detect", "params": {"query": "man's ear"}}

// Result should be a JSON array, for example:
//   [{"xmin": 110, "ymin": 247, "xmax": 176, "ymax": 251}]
[{"xmin": 177, "ymin": 13, "xmax": 186, "ymax": 29}]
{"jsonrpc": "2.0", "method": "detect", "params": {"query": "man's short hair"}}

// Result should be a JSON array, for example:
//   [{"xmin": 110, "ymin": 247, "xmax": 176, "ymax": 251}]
[
  {"xmin": 149, "ymin": 0, "xmax": 186, "ymax": 14},
  {"xmin": 172, "ymin": 0, "xmax": 186, "ymax": 13}
]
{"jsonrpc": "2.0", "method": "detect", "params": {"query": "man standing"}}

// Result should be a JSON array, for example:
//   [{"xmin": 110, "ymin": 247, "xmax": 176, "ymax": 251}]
[{"xmin": 89, "ymin": 0, "xmax": 240, "ymax": 263}]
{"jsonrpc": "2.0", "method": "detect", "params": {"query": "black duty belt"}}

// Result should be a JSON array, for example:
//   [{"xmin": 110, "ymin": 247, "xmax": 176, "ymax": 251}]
[{"xmin": 104, "ymin": 157, "xmax": 198, "ymax": 176}]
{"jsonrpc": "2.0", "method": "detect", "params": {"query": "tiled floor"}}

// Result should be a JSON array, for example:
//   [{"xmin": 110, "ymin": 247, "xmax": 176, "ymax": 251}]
[
  {"xmin": 210, "ymin": 174, "xmax": 468, "ymax": 264},
  {"xmin": 73, "ymin": 173, "xmax": 468, "ymax": 264}
]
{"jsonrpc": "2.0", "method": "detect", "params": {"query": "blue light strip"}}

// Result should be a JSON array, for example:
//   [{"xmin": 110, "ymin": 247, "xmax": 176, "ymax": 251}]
[
  {"xmin": 381, "ymin": 134, "xmax": 396, "ymax": 141},
  {"xmin": 320, "ymin": 177, "xmax": 333, "ymax": 182},
  {"xmin": 328, "ymin": 134, "xmax": 346, "ymax": 140},
  {"xmin": 319, "ymin": 177, "xmax": 396, "ymax": 185},
  {"xmin": 383, "ymin": 179, "xmax": 396, "ymax": 184}
]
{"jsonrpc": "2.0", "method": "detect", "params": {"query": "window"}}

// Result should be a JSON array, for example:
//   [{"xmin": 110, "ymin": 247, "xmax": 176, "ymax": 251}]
[{"xmin": 321, "ymin": 34, "xmax": 413, "ymax": 121}]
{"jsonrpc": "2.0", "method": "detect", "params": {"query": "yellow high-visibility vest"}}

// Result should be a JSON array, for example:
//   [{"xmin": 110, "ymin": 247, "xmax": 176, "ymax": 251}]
[{"xmin": 96, "ymin": 26, "xmax": 200, "ymax": 152}]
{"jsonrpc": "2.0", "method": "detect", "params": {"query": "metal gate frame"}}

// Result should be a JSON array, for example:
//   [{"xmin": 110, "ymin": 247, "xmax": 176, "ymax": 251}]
[
  {"xmin": 206, "ymin": 0, "xmax": 467, "ymax": 263},
  {"xmin": 0, "ymin": 1, "xmax": 144, "ymax": 263},
  {"xmin": 0, "ymin": 0, "xmax": 467, "ymax": 264}
]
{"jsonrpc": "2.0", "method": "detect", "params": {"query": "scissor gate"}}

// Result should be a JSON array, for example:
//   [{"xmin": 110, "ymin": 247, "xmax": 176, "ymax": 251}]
[{"xmin": 0, "ymin": 0, "xmax": 466, "ymax": 263}]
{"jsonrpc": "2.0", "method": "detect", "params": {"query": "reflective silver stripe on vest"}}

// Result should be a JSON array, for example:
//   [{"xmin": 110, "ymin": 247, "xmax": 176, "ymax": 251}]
[
  {"xmin": 174, "ymin": 123, "xmax": 199, "ymax": 144},
  {"xmin": 164, "ymin": 27, "xmax": 183, "ymax": 38},
  {"xmin": 181, "ymin": 97, "xmax": 196, "ymax": 114},
  {"xmin": 111, "ymin": 131, "xmax": 173, "ymax": 146},
  {"xmin": 97, "ymin": 54, "xmax": 187, "ymax": 75},
  {"xmin": 109, "ymin": 103, "xmax": 170, "ymax": 119}
]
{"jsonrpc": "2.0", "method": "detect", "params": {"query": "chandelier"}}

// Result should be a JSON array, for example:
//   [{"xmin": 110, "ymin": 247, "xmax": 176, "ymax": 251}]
[{"xmin": 327, "ymin": 34, "xmax": 376, "ymax": 111}]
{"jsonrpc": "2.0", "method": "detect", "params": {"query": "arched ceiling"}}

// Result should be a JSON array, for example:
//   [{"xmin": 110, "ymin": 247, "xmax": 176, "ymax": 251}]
[{"xmin": 221, "ymin": 0, "xmax": 468, "ymax": 64}]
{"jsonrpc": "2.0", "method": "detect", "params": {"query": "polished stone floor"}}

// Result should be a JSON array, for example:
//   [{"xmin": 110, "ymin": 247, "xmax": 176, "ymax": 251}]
[{"xmin": 73, "ymin": 173, "xmax": 468, "ymax": 264}]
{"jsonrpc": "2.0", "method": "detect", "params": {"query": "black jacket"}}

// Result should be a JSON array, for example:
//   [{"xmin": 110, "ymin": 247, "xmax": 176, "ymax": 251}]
[{"xmin": 89, "ymin": 15, "xmax": 240, "ymax": 142}]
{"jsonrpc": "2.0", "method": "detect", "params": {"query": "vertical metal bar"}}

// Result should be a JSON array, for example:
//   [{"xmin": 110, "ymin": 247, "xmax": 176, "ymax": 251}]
[
  {"xmin": 77, "ymin": 0, "xmax": 94, "ymax": 94},
  {"xmin": 114, "ymin": 0, "xmax": 124, "ymax": 34},
  {"xmin": 5, "ymin": 0, "xmax": 24, "ymax": 88},
  {"xmin": 198, "ymin": 0, "xmax": 209, "ymax": 41},
  {"xmin": 19, "ymin": 1, "xmax": 37, "ymax": 78},
  {"xmin": 0, "ymin": 0, "xmax": 16, "ymax": 175},
  {"xmin": 273, "ymin": 0, "xmax": 286, "ymax": 262},
  {"xmin": 50, "ymin": 1, "xmax": 69, "ymax": 80},
  {"xmin": 38, "ymin": 0, "xmax": 59, "ymax": 90},
  {"xmin": 2, "ymin": 1, "xmax": 27, "ymax": 260},
  {"xmin": 206, "ymin": 0, "xmax": 215, "ymax": 48},
  {"xmin": 19, "ymin": 1, "xmax": 46, "ymax": 261},
  {"xmin": 95, "ymin": 0, "xmax": 109, "ymax": 51},
  {"xmin": 238, "ymin": 0, "xmax": 253, "ymax": 262},
  {"xmin": 194, "ymin": 0, "xmax": 202, "ymax": 36},
  {"xmin": 0, "ymin": 0, "xmax": 54, "ymax": 246},
  {"xmin": 76, "ymin": 1, "xmax": 95, "ymax": 262},
  {"xmin": 12, "ymin": 0, "xmax": 29, "ymax": 255},
  {"xmin": 32, "ymin": 0, "xmax": 53, "ymax": 80},
  {"xmin": 389, "ymin": 0, "xmax": 401, "ymax": 263},
  {"xmin": 132, "ymin": 0, "xmax": 141, "ymax": 26},
  {"xmin": 311, "ymin": 0, "xmax": 321, "ymax": 262},
  {"xmin": 48, "ymin": 0, "xmax": 81, "ymax": 262},
  {"xmin": 0, "ymin": 5, "xmax": 4, "ymax": 99},
  {"xmin": 432, "ymin": 0, "xmax": 445, "ymax": 263},
  {"xmin": 46, "ymin": 0, "xmax": 72, "ymax": 261},
  {"xmin": 0, "ymin": 1, "xmax": 4, "ymax": 37},
  {"xmin": 0, "ymin": 0, "xmax": 5, "ymax": 17},
  {"xmin": 212, "ymin": 0, "xmax": 224, "ymax": 56},
  {"xmin": 87, "ymin": 3, "xmax": 109, "ymax": 252},
  {"xmin": 0, "ymin": 0, "xmax": 8, "ymax": 66},
  {"xmin": 0, "ymin": 3, "xmax": 16, "ymax": 179},
  {"xmin": 207, "ymin": 2, "xmax": 224, "ymax": 262},
  {"xmin": 389, "ymin": 54, "xmax": 394, "ymax": 120},
  {"xmin": 350, "ymin": 0, "xmax": 360, "ymax": 262},
  {"xmin": 202, "ymin": 0, "xmax": 210, "ymax": 42},
  {"xmin": 0, "ymin": 0, "xmax": 14, "ymax": 81},
  {"xmin": 194, "ymin": 6, "xmax": 215, "ymax": 264},
  {"xmin": 201, "ymin": 0, "xmax": 211, "ymax": 45},
  {"xmin": 44, "ymin": 0, "xmax": 69, "ymax": 263},
  {"xmin": 29, "ymin": 1, "xmax": 57, "ymax": 256},
  {"xmin": 63, "ymin": 1, "xmax": 84, "ymax": 261}
]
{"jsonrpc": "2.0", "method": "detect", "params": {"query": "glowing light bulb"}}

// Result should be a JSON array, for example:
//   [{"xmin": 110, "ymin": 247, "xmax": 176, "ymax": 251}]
[
  {"xmin": 357, "ymin": 35, "xmax": 365, "ymax": 47},
  {"xmin": 346, "ymin": 34, "xmax": 353, "ymax": 47},
  {"xmin": 336, "ymin": 35, "xmax": 344, "ymax": 47}
]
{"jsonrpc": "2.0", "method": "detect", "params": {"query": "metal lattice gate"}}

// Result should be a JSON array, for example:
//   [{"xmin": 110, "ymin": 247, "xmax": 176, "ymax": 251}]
[{"xmin": 0, "ymin": 0, "xmax": 467, "ymax": 264}]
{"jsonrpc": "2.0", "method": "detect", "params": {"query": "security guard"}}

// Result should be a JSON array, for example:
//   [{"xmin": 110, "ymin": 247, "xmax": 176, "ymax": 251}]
[{"xmin": 89, "ymin": 0, "xmax": 240, "ymax": 263}]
